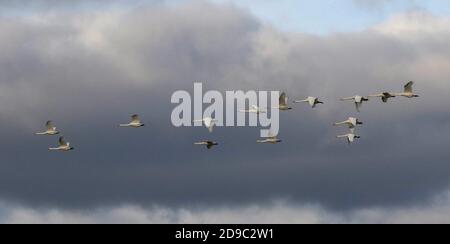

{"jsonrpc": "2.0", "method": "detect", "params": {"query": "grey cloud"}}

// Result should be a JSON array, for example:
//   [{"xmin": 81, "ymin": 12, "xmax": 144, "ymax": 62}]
[
  {"xmin": 0, "ymin": 1, "xmax": 450, "ymax": 214},
  {"xmin": 3, "ymin": 192, "xmax": 450, "ymax": 223}
]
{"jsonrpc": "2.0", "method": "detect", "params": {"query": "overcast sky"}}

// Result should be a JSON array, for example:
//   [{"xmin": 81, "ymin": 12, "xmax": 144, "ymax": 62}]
[{"xmin": 1, "ymin": 0, "xmax": 450, "ymax": 223}]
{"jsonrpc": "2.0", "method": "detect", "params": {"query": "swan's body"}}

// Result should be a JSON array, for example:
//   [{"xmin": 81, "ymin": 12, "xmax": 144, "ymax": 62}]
[
  {"xmin": 369, "ymin": 92, "xmax": 396, "ymax": 103},
  {"xmin": 394, "ymin": 81, "xmax": 420, "ymax": 98},
  {"xmin": 257, "ymin": 137, "xmax": 282, "ymax": 144},
  {"xmin": 194, "ymin": 141, "xmax": 218, "ymax": 149},
  {"xmin": 240, "ymin": 105, "xmax": 266, "ymax": 114},
  {"xmin": 35, "ymin": 121, "xmax": 60, "ymax": 135},
  {"xmin": 294, "ymin": 96, "xmax": 324, "ymax": 108},
  {"xmin": 336, "ymin": 129, "xmax": 360, "ymax": 144},
  {"xmin": 340, "ymin": 95, "xmax": 369, "ymax": 112},
  {"xmin": 273, "ymin": 92, "xmax": 292, "ymax": 111},
  {"xmin": 49, "ymin": 137, "xmax": 74, "ymax": 151},
  {"xmin": 120, "ymin": 115, "xmax": 145, "ymax": 127},
  {"xmin": 334, "ymin": 117, "xmax": 363, "ymax": 129},
  {"xmin": 257, "ymin": 132, "xmax": 282, "ymax": 144},
  {"xmin": 193, "ymin": 117, "xmax": 217, "ymax": 133}
]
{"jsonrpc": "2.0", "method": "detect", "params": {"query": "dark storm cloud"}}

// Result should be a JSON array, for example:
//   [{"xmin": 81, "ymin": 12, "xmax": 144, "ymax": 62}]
[{"xmin": 0, "ymin": 2, "xmax": 450, "ymax": 211}]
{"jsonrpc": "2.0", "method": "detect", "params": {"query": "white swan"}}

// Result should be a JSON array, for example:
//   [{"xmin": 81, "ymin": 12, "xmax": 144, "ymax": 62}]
[
  {"xmin": 273, "ymin": 92, "xmax": 293, "ymax": 111},
  {"xmin": 294, "ymin": 96, "xmax": 324, "ymax": 108},
  {"xmin": 257, "ymin": 132, "xmax": 282, "ymax": 144},
  {"xmin": 240, "ymin": 105, "xmax": 267, "ymax": 114},
  {"xmin": 340, "ymin": 95, "xmax": 369, "ymax": 112},
  {"xmin": 194, "ymin": 141, "xmax": 219, "ymax": 149},
  {"xmin": 334, "ymin": 117, "xmax": 363, "ymax": 129},
  {"xmin": 394, "ymin": 81, "xmax": 420, "ymax": 98},
  {"xmin": 49, "ymin": 137, "xmax": 74, "ymax": 151},
  {"xmin": 368, "ymin": 92, "xmax": 396, "ymax": 103},
  {"xmin": 336, "ymin": 129, "xmax": 360, "ymax": 144},
  {"xmin": 193, "ymin": 117, "xmax": 217, "ymax": 133},
  {"xmin": 36, "ymin": 121, "xmax": 60, "ymax": 135},
  {"xmin": 120, "ymin": 114, "xmax": 145, "ymax": 128}
]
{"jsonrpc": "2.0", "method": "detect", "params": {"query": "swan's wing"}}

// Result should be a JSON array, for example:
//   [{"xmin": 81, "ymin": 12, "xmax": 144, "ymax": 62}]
[
  {"xmin": 309, "ymin": 97, "xmax": 317, "ymax": 107},
  {"xmin": 279, "ymin": 92, "xmax": 287, "ymax": 106},
  {"xmin": 355, "ymin": 102, "xmax": 361, "ymax": 112},
  {"xmin": 58, "ymin": 137, "xmax": 66, "ymax": 146},
  {"xmin": 131, "ymin": 114, "xmax": 141, "ymax": 123},
  {"xmin": 348, "ymin": 134, "xmax": 355, "ymax": 143},
  {"xmin": 349, "ymin": 118, "xmax": 357, "ymax": 127},
  {"xmin": 348, "ymin": 132, "xmax": 355, "ymax": 143},
  {"xmin": 267, "ymin": 130, "xmax": 276, "ymax": 139},
  {"xmin": 404, "ymin": 81, "xmax": 414, "ymax": 93},
  {"xmin": 46, "ymin": 121, "xmax": 54, "ymax": 130},
  {"xmin": 203, "ymin": 118, "xmax": 214, "ymax": 127}
]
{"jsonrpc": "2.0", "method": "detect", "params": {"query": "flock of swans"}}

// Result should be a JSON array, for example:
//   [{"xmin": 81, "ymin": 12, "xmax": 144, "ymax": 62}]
[
  {"xmin": 332, "ymin": 81, "xmax": 419, "ymax": 144},
  {"xmin": 35, "ymin": 114, "xmax": 146, "ymax": 151},
  {"xmin": 34, "ymin": 81, "xmax": 419, "ymax": 151}
]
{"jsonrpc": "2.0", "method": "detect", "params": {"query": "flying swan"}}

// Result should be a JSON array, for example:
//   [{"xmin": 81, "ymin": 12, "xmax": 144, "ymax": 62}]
[{"xmin": 36, "ymin": 121, "xmax": 60, "ymax": 136}]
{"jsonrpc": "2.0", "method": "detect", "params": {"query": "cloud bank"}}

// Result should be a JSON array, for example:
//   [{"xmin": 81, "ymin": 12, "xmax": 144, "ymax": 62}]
[{"xmin": 3, "ymin": 192, "xmax": 450, "ymax": 224}]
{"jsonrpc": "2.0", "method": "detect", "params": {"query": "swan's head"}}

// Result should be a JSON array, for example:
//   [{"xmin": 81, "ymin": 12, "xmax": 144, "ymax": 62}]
[{"xmin": 67, "ymin": 143, "xmax": 74, "ymax": 150}]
